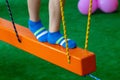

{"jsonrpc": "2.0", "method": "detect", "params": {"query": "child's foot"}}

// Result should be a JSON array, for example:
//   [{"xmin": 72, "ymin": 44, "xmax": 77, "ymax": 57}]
[
  {"xmin": 48, "ymin": 31, "xmax": 76, "ymax": 48},
  {"xmin": 29, "ymin": 20, "xmax": 48, "ymax": 42}
]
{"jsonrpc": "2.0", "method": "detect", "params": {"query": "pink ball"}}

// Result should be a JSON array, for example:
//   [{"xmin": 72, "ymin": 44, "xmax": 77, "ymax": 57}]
[
  {"xmin": 78, "ymin": 0, "xmax": 98, "ymax": 15},
  {"xmin": 98, "ymin": 0, "xmax": 119, "ymax": 13}
]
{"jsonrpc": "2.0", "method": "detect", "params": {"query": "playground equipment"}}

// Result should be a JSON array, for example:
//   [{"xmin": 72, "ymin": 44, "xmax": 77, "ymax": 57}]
[{"xmin": 0, "ymin": 0, "xmax": 101, "ymax": 80}]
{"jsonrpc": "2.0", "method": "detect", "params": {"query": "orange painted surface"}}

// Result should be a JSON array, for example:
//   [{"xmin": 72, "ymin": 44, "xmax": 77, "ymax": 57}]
[{"xmin": 0, "ymin": 18, "xmax": 96, "ymax": 76}]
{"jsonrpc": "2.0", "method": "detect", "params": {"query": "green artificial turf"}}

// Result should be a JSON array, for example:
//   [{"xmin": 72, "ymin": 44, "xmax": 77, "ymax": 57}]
[{"xmin": 0, "ymin": 0, "xmax": 120, "ymax": 80}]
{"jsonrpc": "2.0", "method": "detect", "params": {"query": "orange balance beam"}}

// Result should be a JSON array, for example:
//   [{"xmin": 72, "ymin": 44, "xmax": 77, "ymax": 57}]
[{"xmin": 0, "ymin": 18, "xmax": 96, "ymax": 76}]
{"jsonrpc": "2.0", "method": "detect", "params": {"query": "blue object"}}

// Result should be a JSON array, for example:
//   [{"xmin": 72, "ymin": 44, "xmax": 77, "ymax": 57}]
[
  {"xmin": 48, "ymin": 31, "xmax": 76, "ymax": 48},
  {"xmin": 88, "ymin": 74, "xmax": 101, "ymax": 80},
  {"xmin": 29, "ymin": 20, "xmax": 48, "ymax": 42}
]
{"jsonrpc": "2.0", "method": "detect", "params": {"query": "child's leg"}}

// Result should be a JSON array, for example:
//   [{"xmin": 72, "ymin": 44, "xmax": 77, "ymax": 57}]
[
  {"xmin": 48, "ymin": 0, "xmax": 76, "ymax": 48},
  {"xmin": 28, "ymin": 0, "xmax": 48, "ymax": 42}
]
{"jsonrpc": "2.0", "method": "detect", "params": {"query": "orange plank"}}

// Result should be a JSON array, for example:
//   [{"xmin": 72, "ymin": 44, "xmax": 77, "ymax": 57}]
[{"xmin": 0, "ymin": 18, "xmax": 96, "ymax": 76}]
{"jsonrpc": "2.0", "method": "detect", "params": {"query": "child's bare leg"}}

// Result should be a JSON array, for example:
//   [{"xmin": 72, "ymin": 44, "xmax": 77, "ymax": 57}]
[
  {"xmin": 49, "ymin": 0, "xmax": 61, "ymax": 32},
  {"xmin": 28, "ymin": 0, "xmax": 40, "ymax": 21},
  {"xmin": 48, "ymin": 0, "xmax": 76, "ymax": 48},
  {"xmin": 28, "ymin": 0, "xmax": 48, "ymax": 42}
]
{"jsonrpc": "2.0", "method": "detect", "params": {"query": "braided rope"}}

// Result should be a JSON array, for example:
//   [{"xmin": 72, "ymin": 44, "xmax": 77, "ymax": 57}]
[
  {"xmin": 84, "ymin": 0, "xmax": 93, "ymax": 49},
  {"xmin": 5, "ymin": 0, "xmax": 21, "ymax": 43},
  {"xmin": 59, "ymin": 0, "xmax": 70, "ymax": 64},
  {"xmin": 84, "ymin": 1, "xmax": 101, "ymax": 79},
  {"xmin": 88, "ymin": 74, "xmax": 101, "ymax": 80}
]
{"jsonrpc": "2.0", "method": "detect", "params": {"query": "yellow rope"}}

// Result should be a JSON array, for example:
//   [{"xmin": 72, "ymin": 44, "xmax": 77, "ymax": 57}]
[
  {"xmin": 85, "ymin": 0, "xmax": 93, "ymax": 50},
  {"xmin": 59, "ymin": 0, "xmax": 92, "ymax": 62},
  {"xmin": 59, "ymin": 0, "xmax": 70, "ymax": 64}
]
